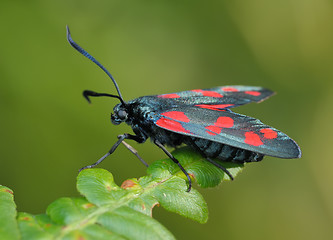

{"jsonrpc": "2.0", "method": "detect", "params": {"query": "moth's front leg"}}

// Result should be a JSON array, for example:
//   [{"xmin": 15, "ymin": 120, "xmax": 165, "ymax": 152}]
[
  {"xmin": 79, "ymin": 133, "xmax": 146, "ymax": 172},
  {"xmin": 154, "ymin": 139, "xmax": 192, "ymax": 192}
]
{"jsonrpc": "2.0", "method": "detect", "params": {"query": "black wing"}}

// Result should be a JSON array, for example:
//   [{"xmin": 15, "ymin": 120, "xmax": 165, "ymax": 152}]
[
  {"xmin": 150, "ymin": 88, "xmax": 300, "ymax": 158},
  {"xmin": 156, "ymin": 85, "xmax": 274, "ymax": 110}
]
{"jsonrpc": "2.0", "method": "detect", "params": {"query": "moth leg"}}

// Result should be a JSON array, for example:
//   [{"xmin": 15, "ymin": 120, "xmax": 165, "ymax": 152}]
[
  {"xmin": 121, "ymin": 140, "xmax": 149, "ymax": 167},
  {"xmin": 79, "ymin": 133, "xmax": 145, "ymax": 172},
  {"xmin": 204, "ymin": 158, "xmax": 234, "ymax": 180},
  {"xmin": 187, "ymin": 139, "xmax": 234, "ymax": 181},
  {"xmin": 154, "ymin": 140, "xmax": 192, "ymax": 192}
]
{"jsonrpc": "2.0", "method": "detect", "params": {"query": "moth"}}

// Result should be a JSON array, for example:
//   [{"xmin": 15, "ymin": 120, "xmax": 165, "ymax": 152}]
[{"xmin": 67, "ymin": 27, "xmax": 301, "ymax": 191}]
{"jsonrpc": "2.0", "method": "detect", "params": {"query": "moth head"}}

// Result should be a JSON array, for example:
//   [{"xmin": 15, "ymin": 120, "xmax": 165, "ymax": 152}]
[{"xmin": 111, "ymin": 104, "xmax": 128, "ymax": 125}]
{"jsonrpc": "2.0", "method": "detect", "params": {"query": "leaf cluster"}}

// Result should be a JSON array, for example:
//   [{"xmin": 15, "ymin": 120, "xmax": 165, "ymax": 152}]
[{"xmin": 0, "ymin": 147, "xmax": 243, "ymax": 240}]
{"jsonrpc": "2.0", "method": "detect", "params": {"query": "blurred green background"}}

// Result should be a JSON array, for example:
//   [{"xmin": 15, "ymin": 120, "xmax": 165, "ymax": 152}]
[{"xmin": 1, "ymin": 0, "xmax": 332, "ymax": 239}]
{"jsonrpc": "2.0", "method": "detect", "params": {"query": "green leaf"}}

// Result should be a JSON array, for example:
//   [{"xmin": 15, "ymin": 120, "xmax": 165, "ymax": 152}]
[
  {"xmin": 148, "ymin": 147, "xmax": 244, "ymax": 188},
  {"xmin": 150, "ymin": 176, "xmax": 208, "ymax": 223},
  {"xmin": 98, "ymin": 206, "xmax": 175, "ymax": 240},
  {"xmin": 61, "ymin": 224, "xmax": 125, "ymax": 240},
  {"xmin": 46, "ymin": 197, "xmax": 97, "ymax": 225},
  {"xmin": 17, "ymin": 212, "xmax": 60, "ymax": 240},
  {"xmin": 0, "ymin": 186, "xmax": 20, "ymax": 240},
  {"xmin": 1, "ymin": 147, "xmax": 246, "ymax": 239},
  {"xmin": 76, "ymin": 169, "xmax": 125, "ymax": 206}
]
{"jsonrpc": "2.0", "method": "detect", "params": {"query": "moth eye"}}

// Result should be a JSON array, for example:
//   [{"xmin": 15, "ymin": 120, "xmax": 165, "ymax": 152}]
[{"xmin": 118, "ymin": 110, "xmax": 128, "ymax": 120}]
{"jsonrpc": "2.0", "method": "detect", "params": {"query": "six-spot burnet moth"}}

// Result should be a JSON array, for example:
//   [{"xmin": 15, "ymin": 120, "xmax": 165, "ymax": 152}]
[{"xmin": 66, "ymin": 26, "xmax": 301, "ymax": 192}]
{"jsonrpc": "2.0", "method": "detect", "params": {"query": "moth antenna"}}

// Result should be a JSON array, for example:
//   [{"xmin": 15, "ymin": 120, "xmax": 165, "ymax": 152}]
[
  {"xmin": 83, "ymin": 90, "xmax": 122, "ymax": 103},
  {"xmin": 66, "ymin": 26, "xmax": 126, "ymax": 105}
]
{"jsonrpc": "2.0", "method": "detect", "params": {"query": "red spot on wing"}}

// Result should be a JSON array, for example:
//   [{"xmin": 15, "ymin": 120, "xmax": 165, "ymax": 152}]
[
  {"xmin": 260, "ymin": 128, "xmax": 278, "ymax": 139},
  {"xmin": 161, "ymin": 111, "xmax": 190, "ymax": 122},
  {"xmin": 206, "ymin": 130, "xmax": 216, "ymax": 136},
  {"xmin": 195, "ymin": 104, "xmax": 233, "ymax": 110},
  {"xmin": 244, "ymin": 132, "xmax": 263, "ymax": 146},
  {"xmin": 205, "ymin": 125, "xmax": 222, "ymax": 134},
  {"xmin": 156, "ymin": 118, "xmax": 190, "ymax": 133},
  {"xmin": 215, "ymin": 117, "xmax": 234, "ymax": 128},
  {"xmin": 158, "ymin": 93, "xmax": 180, "ymax": 98},
  {"xmin": 245, "ymin": 91, "xmax": 261, "ymax": 96},
  {"xmin": 205, "ymin": 117, "xmax": 234, "ymax": 136},
  {"xmin": 192, "ymin": 89, "xmax": 223, "ymax": 98},
  {"xmin": 221, "ymin": 87, "xmax": 239, "ymax": 92}
]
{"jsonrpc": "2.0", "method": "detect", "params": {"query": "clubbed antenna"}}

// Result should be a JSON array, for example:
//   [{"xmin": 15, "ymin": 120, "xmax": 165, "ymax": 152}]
[{"xmin": 66, "ymin": 26, "xmax": 126, "ymax": 105}]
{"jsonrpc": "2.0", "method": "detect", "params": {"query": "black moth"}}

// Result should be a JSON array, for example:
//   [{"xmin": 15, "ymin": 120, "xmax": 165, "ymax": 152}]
[{"xmin": 67, "ymin": 27, "xmax": 301, "ymax": 192}]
